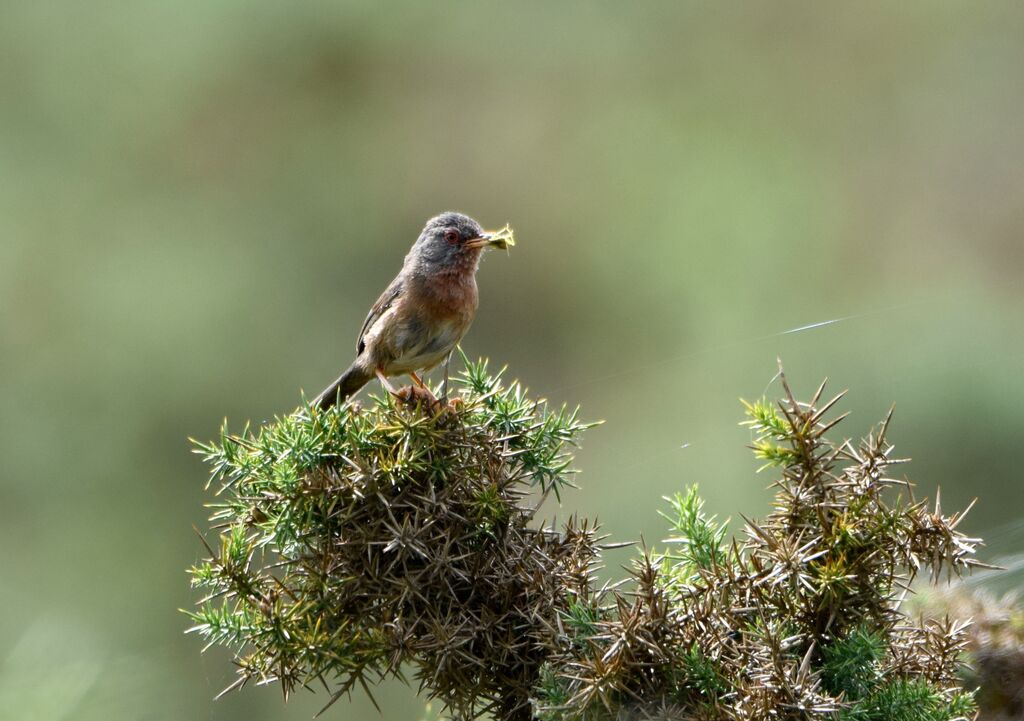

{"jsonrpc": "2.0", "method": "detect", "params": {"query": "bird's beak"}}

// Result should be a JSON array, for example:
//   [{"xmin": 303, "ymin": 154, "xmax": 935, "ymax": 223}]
[
  {"xmin": 465, "ymin": 232, "xmax": 495, "ymax": 250},
  {"xmin": 466, "ymin": 225, "xmax": 515, "ymax": 250}
]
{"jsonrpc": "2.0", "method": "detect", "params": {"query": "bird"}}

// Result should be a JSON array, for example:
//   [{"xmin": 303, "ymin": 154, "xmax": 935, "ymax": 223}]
[{"xmin": 312, "ymin": 212, "xmax": 511, "ymax": 410}]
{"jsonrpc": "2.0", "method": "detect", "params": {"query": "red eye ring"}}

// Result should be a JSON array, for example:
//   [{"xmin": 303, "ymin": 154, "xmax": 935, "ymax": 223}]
[{"xmin": 444, "ymin": 229, "xmax": 460, "ymax": 244}]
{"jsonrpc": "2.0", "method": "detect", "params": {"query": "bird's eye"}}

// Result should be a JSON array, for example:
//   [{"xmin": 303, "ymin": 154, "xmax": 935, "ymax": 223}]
[{"xmin": 444, "ymin": 228, "xmax": 460, "ymax": 244}]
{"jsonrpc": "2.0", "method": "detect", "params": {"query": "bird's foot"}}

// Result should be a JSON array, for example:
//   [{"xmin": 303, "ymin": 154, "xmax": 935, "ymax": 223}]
[
  {"xmin": 393, "ymin": 384, "xmax": 463, "ymax": 419},
  {"xmin": 394, "ymin": 384, "xmax": 438, "ymax": 408}
]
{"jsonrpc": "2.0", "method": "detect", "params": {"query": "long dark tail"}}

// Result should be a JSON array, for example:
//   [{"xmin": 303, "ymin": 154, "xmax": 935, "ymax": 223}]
[{"xmin": 312, "ymin": 363, "xmax": 372, "ymax": 410}]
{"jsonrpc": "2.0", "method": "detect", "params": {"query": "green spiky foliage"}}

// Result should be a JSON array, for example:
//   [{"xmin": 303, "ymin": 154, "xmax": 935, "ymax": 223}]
[
  {"xmin": 535, "ymin": 370, "xmax": 982, "ymax": 721},
  {"xmin": 187, "ymin": 359, "xmax": 599, "ymax": 721},
  {"xmin": 188, "ymin": 363, "xmax": 986, "ymax": 721}
]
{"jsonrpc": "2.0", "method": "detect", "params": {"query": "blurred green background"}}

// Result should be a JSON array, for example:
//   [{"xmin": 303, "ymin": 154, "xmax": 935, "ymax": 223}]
[{"xmin": 2, "ymin": 2, "xmax": 1022, "ymax": 719}]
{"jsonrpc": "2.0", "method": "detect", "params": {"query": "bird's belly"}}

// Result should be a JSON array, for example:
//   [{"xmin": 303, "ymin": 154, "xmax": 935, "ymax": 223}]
[{"xmin": 386, "ymin": 317, "xmax": 466, "ymax": 375}]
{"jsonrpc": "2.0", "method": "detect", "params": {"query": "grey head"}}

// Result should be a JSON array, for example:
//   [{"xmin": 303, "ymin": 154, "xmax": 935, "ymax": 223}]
[{"xmin": 405, "ymin": 211, "xmax": 494, "ymax": 275}]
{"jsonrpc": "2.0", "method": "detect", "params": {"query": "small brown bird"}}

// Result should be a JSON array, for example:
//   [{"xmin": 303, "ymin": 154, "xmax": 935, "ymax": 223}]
[{"xmin": 313, "ymin": 212, "xmax": 511, "ymax": 410}]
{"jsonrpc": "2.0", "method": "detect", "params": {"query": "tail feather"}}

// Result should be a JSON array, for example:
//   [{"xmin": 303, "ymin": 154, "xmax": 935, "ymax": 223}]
[{"xmin": 313, "ymin": 363, "xmax": 372, "ymax": 410}]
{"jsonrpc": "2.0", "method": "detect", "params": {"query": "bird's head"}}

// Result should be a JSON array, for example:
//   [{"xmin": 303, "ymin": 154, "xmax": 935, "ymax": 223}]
[{"xmin": 408, "ymin": 212, "xmax": 509, "ymax": 274}]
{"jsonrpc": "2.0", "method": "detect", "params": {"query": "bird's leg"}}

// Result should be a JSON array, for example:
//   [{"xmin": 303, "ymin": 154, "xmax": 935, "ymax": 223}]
[
  {"xmin": 409, "ymin": 371, "xmax": 425, "ymax": 388},
  {"xmin": 441, "ymin": 351, "xmax": 453, "ymax": 403},
  {"xmin": 374, "ymin": 368, "xmax": 398, "ymax": 395}
]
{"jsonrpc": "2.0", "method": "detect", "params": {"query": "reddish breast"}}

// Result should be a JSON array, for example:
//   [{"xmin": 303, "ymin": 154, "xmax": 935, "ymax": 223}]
[
  {"xmin": 419, "ymin": 272, "xmax": 477, "ymax": 323},
  {"xmin": 412, "ymin": 252, "xmax": 481, "ymax": 325}
]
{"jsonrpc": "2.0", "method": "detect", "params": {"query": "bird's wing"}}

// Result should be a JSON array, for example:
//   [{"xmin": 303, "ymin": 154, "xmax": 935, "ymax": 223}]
[{"xmin": 356, "ymin": 277, "xmax": 404, "ymax": 355}]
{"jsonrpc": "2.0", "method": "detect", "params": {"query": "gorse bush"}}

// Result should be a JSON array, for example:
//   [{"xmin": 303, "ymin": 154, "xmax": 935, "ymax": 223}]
[
  {"xmin": 189, "ymin": 359, "xmax": 600, "ymax": 721},
  {"xmin": 536, "ymin": 372, "xmax": 981, "ymax": 721},
  {"xmin": 188, "ymin": 360, "xmax": 984, "ymax": 720}
]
